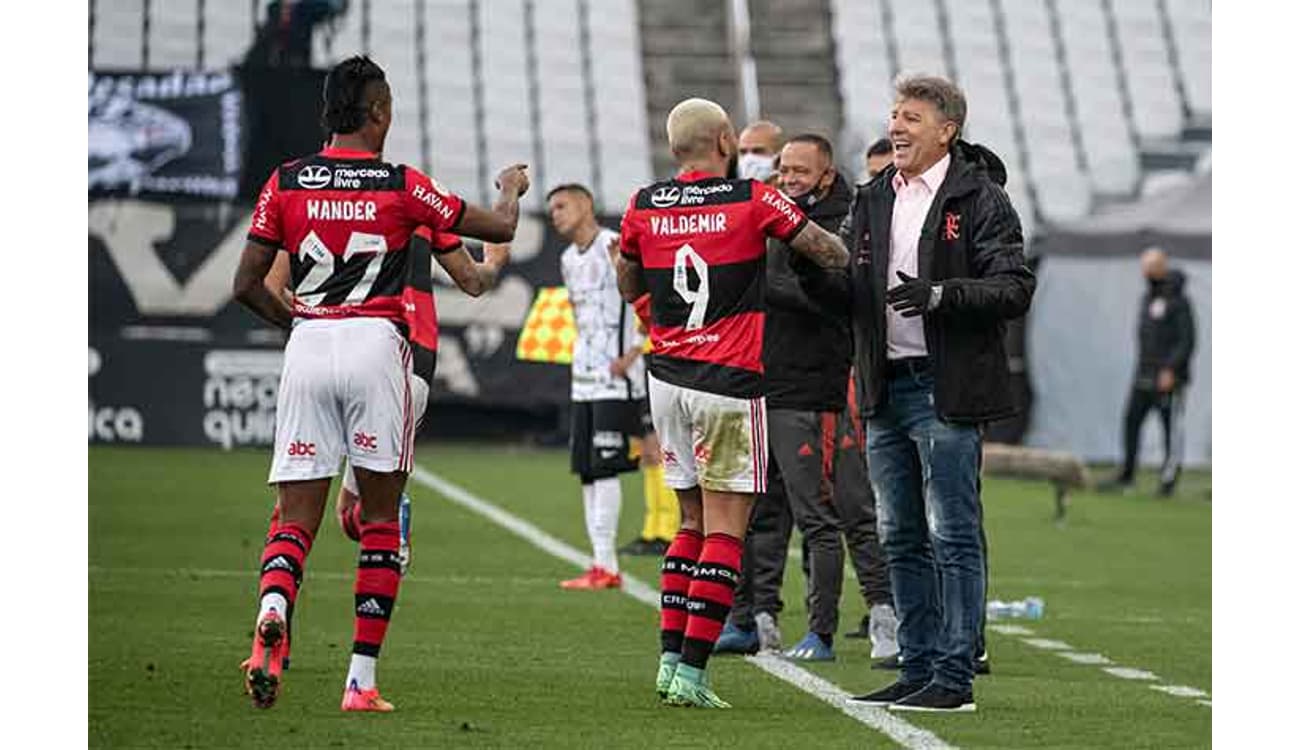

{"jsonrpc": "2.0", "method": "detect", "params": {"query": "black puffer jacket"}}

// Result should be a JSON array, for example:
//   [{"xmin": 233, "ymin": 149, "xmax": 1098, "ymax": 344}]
[
  {"xmin": 763, "ymin": 174, "xmax": 854, "ymax": 411},
  {"xmin": 1135, "ymin": 269, "xmax": 1195, "ymax": 389},
  {"xmin": 813, "ymin": 140, "xmax": 1036, "ymax": 424}
]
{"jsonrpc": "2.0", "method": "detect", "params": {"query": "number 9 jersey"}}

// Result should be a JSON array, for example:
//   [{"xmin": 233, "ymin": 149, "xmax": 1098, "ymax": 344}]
[
  {"xmin": 247, "ymin": 145, "xmax": 466, "ymax": 327},
  {"xmin": 618, "ymin": 171, "xmax": 807, "ymax": 400}
]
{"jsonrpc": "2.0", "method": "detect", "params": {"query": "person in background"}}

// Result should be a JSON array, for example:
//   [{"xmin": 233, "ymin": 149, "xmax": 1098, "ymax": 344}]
[
  {"xmin": 1102, "ymin": 247, "xmax": 1196, "ymax": 497},
  {"xmin": 549, "ymin": 183, "xmax": 646, "ymax": 590},
  {"xmin": 863, "ymin": 137, "xmax": 894, "ymax": 181},
  {"xmin": 737, "ymin": 120, "xmax": 784, "ymax": 182}
]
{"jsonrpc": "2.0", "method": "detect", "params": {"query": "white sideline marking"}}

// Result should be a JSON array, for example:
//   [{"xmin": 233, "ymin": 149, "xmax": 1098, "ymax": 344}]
[
  {"xmin": 990, "ymin": 627, "xmax": 1211, "ymax": 706},
  {"xmin": 1056, "ymin": 652, "xmax": 1112, "ymax": 665},
  {"xmin": 746, "ymin": 653, "xmax": 956, "ymax": 750},
  {"xmin": 410, "ymin": 465, "xmax": 955, "ymax": 750},
  {"xmin": 1102, "ymin": 667, "xmax": 1159, "ymax": 681},
  {"xmin": 1150, "ymin": 685, "xmax": 1209, "ymax": 698},
  {"xmin": 1197, "ymin": 700, "xmax": 1212, "ymax": 708},
  {"xmin": 1023, "ymin": 638, "xmax": 1074, "ymax": 651}
]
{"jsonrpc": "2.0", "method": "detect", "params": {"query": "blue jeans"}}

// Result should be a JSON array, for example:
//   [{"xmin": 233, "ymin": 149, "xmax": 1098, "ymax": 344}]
[{"xmin": 867, "ymin": 370, "xmax": 985, "ymax": 691}]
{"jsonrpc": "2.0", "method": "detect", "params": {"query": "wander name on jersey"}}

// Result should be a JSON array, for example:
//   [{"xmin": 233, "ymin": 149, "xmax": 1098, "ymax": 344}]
[{"xmin": 306, "ymin": 199, "xmax": 378, "ymax": 221}]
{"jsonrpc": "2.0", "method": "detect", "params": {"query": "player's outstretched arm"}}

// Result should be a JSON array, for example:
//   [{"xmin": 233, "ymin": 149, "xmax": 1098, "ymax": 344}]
[
  {"xmin": 454, "ymin": 164, "xmax": 530, "ymax": 243},
  {"xmin": 607, "ymin": 236, "xmax": 647, "ymax": 302},
  {"xmin": 436, "ymin": 241, "xmax": 509, "ymax": 298},
  {"xmin": 234, "ymin": 241, "xmax": 293, "ymax": 329},
  {"xmin": 787, "ymin": 221, "xmax": 850, "ymax": 269}
]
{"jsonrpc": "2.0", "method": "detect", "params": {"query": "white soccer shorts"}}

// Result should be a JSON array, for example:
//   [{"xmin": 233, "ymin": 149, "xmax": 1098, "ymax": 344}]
[
  {"xmin": 268, "ymin": 318, "xmax": 416, "ymax": 483},
  {"xmin": 342, "ymin": 375, "xmax": 430, "ymax": 495},
  {"xmin": 647, "ymin": 372, "xmax": 768, "ymax": 494}
]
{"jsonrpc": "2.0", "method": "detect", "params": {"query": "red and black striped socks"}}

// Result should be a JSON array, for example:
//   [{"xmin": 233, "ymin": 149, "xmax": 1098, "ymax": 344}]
[
  {"xmin": 257, "ymin": 519, "xmax": 313, "ymax": 627},
  {"xmin": 659, "ymin": 528, "xmax": 704, "ymax": 655},
  {"xmin": 681, "ymin": 532, "xmax": 744, "ymax": 669},
  {"xmin": 347, "ymin": 520, "xmax": 403, "ymax": 690}
]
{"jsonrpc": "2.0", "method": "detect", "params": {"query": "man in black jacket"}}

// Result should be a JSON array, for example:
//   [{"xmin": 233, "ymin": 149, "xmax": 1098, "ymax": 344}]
[
  {"xmin": 828, "ymin": 75, "xmax": 1034, "ymax": 713},
  {"xmin": 1103, "ymin": 247, "xmax": 1196, "ymax": 496},
  {"xmin": 715, "ymin": 134, "xmax": 898, "ymax": 662}
]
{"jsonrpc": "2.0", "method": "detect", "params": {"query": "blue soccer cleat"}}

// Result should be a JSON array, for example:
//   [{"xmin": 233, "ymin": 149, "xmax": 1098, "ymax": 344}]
[
  {"xmin": 713, "ymin": 620, "xmax": 759, "ymax": 655},
  {"xmin": 785, "ymin": 631, "xmax": 836, "ymax": 661}
]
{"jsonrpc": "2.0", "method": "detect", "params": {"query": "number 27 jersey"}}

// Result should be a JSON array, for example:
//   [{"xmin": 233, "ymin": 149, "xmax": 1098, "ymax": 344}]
[
  {"xmin": 246, "ymin": 145, "xmax": 466, "ymax": 327},
  {"xmin": 619, "ymin": 171, "xmax": 807, "ymax": 399}
]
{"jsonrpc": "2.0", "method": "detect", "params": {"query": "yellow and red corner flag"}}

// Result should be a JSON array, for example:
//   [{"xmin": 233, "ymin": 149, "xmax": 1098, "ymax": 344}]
[{"xmin": 515, "ymin": 286, "xmax": 576, "ymax": 364}]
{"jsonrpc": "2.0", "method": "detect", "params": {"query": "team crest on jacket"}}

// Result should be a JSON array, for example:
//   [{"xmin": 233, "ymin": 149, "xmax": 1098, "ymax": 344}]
[{"xmin": 944, "ymin": 212, "xmax": 961, "ymax": 241}]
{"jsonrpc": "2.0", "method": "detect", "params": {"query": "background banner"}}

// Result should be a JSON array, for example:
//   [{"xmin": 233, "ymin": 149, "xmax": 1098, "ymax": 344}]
[{"xmin": 88, "ymin": 69, "xmax": 243, "ymax": 200}]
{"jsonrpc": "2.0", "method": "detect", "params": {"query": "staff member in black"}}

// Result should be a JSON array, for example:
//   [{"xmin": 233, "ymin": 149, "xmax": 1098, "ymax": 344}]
[{"xmin": 1102, "ymin": 247, "xmax": 1196, "ymax": 497}]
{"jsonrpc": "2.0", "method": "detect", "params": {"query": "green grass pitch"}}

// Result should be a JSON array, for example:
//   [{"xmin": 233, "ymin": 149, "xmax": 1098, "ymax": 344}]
[{"xmin": 89, "ymin": 444, "xmax": 1210, "ymax": 748}]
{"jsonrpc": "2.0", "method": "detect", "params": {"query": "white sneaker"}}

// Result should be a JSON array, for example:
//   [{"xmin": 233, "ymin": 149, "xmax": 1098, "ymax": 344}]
[
  {"xmin": 755, "ymin": 611, "xmax": 783, "ymax": 653},
  {"xmin": 869, "ymin": 603, "xmax": 900, "ymax": 659}
]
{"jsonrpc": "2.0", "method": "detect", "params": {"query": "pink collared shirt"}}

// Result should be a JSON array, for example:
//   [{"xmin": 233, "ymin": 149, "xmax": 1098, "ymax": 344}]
[{"xmin": 886, "ymin": 153, "xmax": 951, "ymax": 359}]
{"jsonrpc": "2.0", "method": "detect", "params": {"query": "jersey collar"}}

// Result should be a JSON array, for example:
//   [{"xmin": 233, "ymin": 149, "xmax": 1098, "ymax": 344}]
[
  {"xmin": 321, "ymin": 146, "xmax": 378, "ymax": 160},
  {"xmin": 677, "ymin": 169, "xmax": 723, "ymax": 182}
]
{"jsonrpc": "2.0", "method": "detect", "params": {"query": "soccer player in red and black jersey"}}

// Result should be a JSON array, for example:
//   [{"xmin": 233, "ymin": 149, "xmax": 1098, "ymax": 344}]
[
  {"xmin": 254, "ymin": 228, "xmax": 508, "ymax": 660},
  {"xmin": 231, "ymin": 55, "xmax": 528, "ymax": 712},
  {"xmin": 612, "ymin": 98, "xmax": 849, "ymax": 707}
]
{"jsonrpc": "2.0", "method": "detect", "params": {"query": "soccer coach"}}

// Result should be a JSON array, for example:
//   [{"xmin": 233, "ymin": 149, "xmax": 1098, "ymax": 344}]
[{"xmin": 834, "ymin": 74, "xmax": 1035, "ymax": 712}]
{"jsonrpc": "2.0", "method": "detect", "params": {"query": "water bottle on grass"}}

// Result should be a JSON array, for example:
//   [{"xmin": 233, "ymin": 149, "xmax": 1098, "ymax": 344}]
[{"xmin": 986, "ymin": 596, "xmax": 1045, "ymax": 620}]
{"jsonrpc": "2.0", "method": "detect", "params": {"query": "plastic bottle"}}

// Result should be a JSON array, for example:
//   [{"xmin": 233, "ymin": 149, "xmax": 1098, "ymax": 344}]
[{"xmin": 985, "ymin": 596, "xmax": 1045, "ymax": 620}]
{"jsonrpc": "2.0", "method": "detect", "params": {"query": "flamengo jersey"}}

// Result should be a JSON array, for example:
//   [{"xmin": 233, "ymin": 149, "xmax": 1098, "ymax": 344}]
[
  {"xmin": 560, "ymin": 227, "xmax": 647, "ymax": 402},
  {"xmin": 247, "ymin": 146, "xmax": 466, "ymax": 328},
  {"xmin": 620, "ymin": 171, "xmax": 808, "ymax": 398},
  {"xmin": 402, "ymin": 227, "xmax": 465, "ymax": 384}
]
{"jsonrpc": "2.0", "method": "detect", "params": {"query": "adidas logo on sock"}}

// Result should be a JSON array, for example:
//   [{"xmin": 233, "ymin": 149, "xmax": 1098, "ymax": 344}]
[
  {"xmin": 357, "ymin": 598, "xmax": 386, "ymax": 616},
  {"xmin": 265, "ymin": 555, "xmax": 293, "ymax": 571}
]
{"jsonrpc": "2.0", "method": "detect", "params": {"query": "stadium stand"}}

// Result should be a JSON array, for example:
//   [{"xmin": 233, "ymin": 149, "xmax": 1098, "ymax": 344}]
[{"xmin": 89, "ymin": 0, "xmax": 1207, "ymax": 232}]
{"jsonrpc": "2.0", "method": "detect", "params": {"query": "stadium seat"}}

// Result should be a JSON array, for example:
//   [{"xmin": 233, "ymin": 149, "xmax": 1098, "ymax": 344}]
[
  {"xmin": 1163, "ymin": 0, "xmax": 1211, "ymax": 120},
  {"xmin": 148, "ymin": 0, "xmax": 198, "ymax": 70},
  {"xmin": 886, "ymin": 0, "xmax": 949, "ymax": 78},
  {"xmin": 92, "ymin": 0, "xmax": 145, "ymax": 69},
  {"xmin": 1110, "ymin": 0, "xmax": 1185, "ymax": 141}
]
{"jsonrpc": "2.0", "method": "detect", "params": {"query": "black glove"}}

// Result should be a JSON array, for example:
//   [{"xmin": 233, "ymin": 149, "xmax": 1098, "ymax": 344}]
[{"xmin": 885, "ymin": 271, "xmax": 941, "ymax": 318}]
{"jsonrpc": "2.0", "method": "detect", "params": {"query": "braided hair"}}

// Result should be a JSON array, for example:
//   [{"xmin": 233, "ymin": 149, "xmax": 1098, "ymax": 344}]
[{"xmin": 321, "ymin": 56, "xmax": 387, "ymax": 135}]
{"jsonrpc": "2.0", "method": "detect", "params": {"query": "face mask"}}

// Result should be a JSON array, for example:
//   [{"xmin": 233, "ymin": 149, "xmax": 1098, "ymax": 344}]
[
  {"xmin": 738, "ymin": 153, "xmax": 776, "ymax": 181},
  {"xmin": 790, "ymin": 170, "xmax": 832, "ymax": 210}
]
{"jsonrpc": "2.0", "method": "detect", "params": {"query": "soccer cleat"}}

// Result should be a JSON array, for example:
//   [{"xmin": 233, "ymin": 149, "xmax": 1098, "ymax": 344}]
[
  {"xmin": 785, "ymin": 632, "xmax": 835, "ymax": 661},
  {"xmin": 341, "ymin": 682, "xmax": 395, "ymax": 712},
  {"xmin": 889, "ymin": 682, "xmax": 976, "ymax": 713},
  {"xmin": 244, "ymin": 610, "xmax": 288, "ymax": 708},
  {"xmin": 869, "ymin": 603, "xmax": 900, "ymax": 659},
  {"xmin": 974, "ymin": 649, "xmax": 991, "ymax": 676},
  {"xmin": 656, "ymin": 652, "xmax": 680, "ymax": 699},
  {"xmin": 560, "ymin": 567, "xmax": 623, "ymax": 590},
  {"xmin": 664, "ymin": 665, "xmax": 731, "ymax": 709},
  {"xmin": 851, "ymin": 679, "xmax": 927, "ymax": 706},
  {"xmin": 754, "ymin": 611, "xmax": 783, "ymax": 653},
  {"xmin": 713, "ymin": 621, "xmax": 759, "ymax": 655},
  {"xmin": 398, "ymin": 492, "xmax": 412, "ymax": 575}
]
